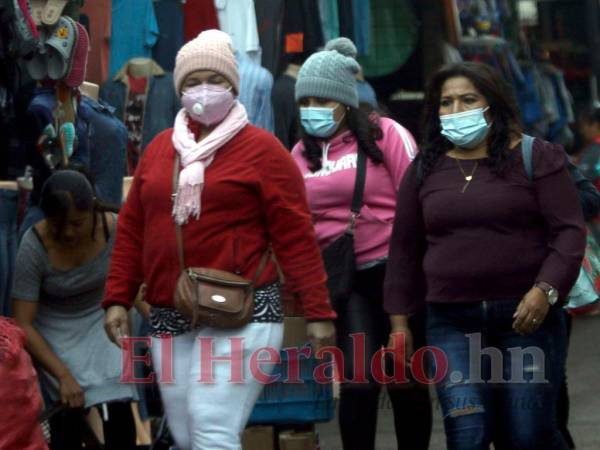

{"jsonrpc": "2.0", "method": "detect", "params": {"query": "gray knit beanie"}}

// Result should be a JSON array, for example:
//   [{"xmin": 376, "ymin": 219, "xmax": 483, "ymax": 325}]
[
  {"xmin": 295, "ymin": 39, "xmax": 361, "ymax": 108},
  {"xmin": 325, "ymin": 37, "xmax": 358, "ymax": 59}
]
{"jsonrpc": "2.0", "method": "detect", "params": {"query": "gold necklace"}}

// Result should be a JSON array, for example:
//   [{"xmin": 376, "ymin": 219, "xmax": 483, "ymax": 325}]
[{"xmin": 455, "ymin": 159, "xmax": 479, "ymax": 193}]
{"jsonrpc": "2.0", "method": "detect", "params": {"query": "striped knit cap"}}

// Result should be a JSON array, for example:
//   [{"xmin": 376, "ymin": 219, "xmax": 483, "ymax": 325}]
[
  {"xmin": 295, "ymin": 39, "xmax": 361, "ymax": 108},
  {"xmin": 173, "ymin": 29, "xmax": 240, "ymax": 96}
]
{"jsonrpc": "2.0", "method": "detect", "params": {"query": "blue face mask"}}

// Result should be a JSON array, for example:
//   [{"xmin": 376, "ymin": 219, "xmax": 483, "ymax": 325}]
[
  {"xmin": 300, "ymin": 105, "xmax": 344, "ymax": 138},
  {"xmin": 440, "ymin": 107, "xmax": 491, "ymax": 149}
]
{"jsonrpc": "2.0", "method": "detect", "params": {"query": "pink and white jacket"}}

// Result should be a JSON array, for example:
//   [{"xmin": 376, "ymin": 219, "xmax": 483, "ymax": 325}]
[{"xmin": 291, "ymin": 117, "xmax": 417, "ymax": 267}]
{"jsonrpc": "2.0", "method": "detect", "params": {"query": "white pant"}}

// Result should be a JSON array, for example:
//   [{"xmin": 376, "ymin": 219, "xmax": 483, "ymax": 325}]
[{"xmin": 151, "ymin": 322, "xmax": 284, "ymax": 450}]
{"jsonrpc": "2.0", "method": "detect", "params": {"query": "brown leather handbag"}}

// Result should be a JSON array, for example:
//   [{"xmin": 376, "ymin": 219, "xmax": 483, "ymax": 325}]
[{"xmin": 171, "ymin": 155, "xmax": 270, "ymax": 329}]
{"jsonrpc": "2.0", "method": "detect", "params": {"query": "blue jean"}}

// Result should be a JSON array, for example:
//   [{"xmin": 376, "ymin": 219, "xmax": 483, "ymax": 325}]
[
  {"xmin": 426, "ymin": 299, "xmax": 568, "ymax": 450},
  {"xmin": 18, "ymin": 204, "xmax": 45, "ymax": 244},
  {"xmin": 0, "ymin": 189, "xmax": 18, "ymax": 316}
]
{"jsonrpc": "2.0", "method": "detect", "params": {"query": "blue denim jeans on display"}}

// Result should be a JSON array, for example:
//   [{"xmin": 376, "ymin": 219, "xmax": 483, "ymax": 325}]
[
  {"xmin": 426, "ymin": 299, "xmax": 568, "ymax": 450},
  {"xmin": 0, "ymin": 189, "xmax": 18, "ymax": 316},
  {"xmin": 18, "ymin": 204, "xmax": 44, "ymax": 244},
  {"xmin": 27, "ymin": 89, "xmax": 127, "ymax": 207}
]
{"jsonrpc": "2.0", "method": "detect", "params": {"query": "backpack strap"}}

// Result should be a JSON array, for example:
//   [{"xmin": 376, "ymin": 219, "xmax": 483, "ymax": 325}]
[{"xmin": 521, "ymin": 133, "xmax": 535, "ymax": 183}]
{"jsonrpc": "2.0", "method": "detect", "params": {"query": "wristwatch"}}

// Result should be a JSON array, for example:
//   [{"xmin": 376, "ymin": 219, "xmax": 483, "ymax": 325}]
[{"xmin": 535, "ymin": 282, "xmax": 559, "ymax": 305}]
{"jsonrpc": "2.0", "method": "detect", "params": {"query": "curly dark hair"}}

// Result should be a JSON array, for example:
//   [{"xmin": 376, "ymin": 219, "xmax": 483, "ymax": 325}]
[
  {"xmin": 300, "ymin": 105, "xmax": 384, "ymax": 172},
  {"xmin": 419, "ymin": 62, "xmax": 522, "ymax": 181}
]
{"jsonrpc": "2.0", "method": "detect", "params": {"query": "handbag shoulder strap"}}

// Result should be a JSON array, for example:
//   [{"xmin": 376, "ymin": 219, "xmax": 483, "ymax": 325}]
[
  {"xmin": 349, "ymin": 150, "xmax": 368, "ymax": 230},
  {"xmin": 173, "ymin": 152, "xmax": 272, "ymax": 283},
  {"xmin": 251, "ymin": 247, "xmax": 272, "ymax": 285},
  {"xmin": 521, "ymin": 133, "xmax": 535, "ymax": 183}
]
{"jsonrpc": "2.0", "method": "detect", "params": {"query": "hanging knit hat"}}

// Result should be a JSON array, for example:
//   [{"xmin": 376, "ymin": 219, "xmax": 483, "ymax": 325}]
[
  {"xmin": 295, "ymin": 38, "xmax": 361, "ymax": 108},
  {"xmin": 173, "ymin": 29, "xmax": 240, "ymax": 96}
]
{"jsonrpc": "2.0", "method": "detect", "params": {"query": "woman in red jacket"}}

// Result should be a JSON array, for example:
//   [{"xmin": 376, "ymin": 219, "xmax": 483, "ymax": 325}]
[{"xmin": 102, "ymin": 30, "xmax": 336, "ymax": 450}]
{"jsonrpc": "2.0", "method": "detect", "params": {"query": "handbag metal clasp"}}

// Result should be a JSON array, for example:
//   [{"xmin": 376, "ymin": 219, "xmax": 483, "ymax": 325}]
[
  {"xmin": 348, "ymin": 212, "xmax": 359, "ymax": 233},
  {"xmin": 187, "ymin": 269, "xmax": 200, "ymax": 280}
]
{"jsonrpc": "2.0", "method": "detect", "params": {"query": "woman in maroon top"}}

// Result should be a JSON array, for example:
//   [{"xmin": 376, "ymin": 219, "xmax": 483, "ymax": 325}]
[
  {"xmin": 384, "ymin": 62, "xmax": 585, "ymax": 450},
  {"xmin": 102, "ymin": 30, "xmax": 336, "ymax": 450}
]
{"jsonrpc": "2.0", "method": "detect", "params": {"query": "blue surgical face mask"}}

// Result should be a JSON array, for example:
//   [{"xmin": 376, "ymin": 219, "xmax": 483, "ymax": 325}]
[
  {"xmin": 440, "ymin": 106, "xmax": 491, "ymax": 149},
  {"xmin": 300, "ymin": 104, "xmax": 345, "ymax": 138}
]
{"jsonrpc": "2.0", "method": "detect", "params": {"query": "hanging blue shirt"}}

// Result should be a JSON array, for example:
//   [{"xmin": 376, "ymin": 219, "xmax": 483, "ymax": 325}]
[
  {"xmin": 152, "ymin": 0, "xmax": 184, "ymax": 71},
  {"xmin": 236, "ymin": 53, "xmax": 275, "ymax": 132},
  {"xmin": 352, "ymin": 0, "xmax": 370, "ymax": 55},
  {"xmin": 109, "ymin": 0, "xmax": 160, "ymax": 77}
]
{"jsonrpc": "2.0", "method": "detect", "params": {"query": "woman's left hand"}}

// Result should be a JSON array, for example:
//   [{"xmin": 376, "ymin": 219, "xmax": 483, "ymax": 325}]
[
  {"xmin": 512, "ymin": 287, "xmax": 550, "ymax": 335},
  {"xmin": 306, "ymin": 320, "xmax": 336, "ymax": 353}
]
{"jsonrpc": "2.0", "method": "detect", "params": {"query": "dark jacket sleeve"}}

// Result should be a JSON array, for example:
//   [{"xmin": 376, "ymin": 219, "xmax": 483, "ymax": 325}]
[
  {"xmin": 383, "ymin": 161, "xmax": 427, "ymax": 316},
  {"xmin": 568, "ymin": 161, "xmax": 600, "ymax": 221},
  {"xmin": 533, "ymin": 143, "xmax": 587, "ymax": 298}
]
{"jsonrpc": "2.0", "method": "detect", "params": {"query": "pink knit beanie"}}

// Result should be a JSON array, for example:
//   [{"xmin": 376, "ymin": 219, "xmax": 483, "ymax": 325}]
[{"xmin": 174, "ymin": 29, "xmax": 240, "ymax": 96}]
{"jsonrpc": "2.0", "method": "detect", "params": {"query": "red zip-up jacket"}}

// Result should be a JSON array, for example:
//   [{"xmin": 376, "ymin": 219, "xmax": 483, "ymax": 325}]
[{"xmin": 102, "ymin": 125, "xmax": 336, "ymax": 321}]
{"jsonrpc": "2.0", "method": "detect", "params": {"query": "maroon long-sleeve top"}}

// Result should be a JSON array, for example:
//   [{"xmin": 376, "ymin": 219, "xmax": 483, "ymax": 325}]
[{"xmin": 384, "ymin": 139, "xmax": 586, "ymax": 316}]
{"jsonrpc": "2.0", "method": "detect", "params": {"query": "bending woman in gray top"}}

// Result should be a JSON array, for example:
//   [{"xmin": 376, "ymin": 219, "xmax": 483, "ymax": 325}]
[{"xmin": 11, "ymin": 170, "xmax": 137, "ymax": 450}]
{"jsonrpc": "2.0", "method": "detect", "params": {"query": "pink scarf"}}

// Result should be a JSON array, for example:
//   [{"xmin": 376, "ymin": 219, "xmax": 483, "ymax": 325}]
[{"xmin": 171, "ymin": 101, "xmax": 249, "ymax": 225}]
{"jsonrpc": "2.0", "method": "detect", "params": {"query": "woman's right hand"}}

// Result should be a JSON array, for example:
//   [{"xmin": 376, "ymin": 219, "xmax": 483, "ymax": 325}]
[
  {"xmin": 58, "ymin": 373, "xmax": 85, "ymax": 408},
  {"xmin": 104, "ymin": 305, "xmax": 130, "ymax": 348},
  {"xmin": 387, "ymin": 325, "xmax": 414, "ymax": 367}
]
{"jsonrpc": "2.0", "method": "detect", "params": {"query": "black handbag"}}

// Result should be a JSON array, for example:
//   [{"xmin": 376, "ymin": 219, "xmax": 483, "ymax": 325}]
[{"xmin": 321, "ymin": 149, "xmax": 367, "ymax": 306}]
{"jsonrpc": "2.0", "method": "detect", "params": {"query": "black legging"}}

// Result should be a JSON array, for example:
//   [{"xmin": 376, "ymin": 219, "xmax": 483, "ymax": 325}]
[
  {"xmin": 335, "ymin": 264, "xmax": 432, "ymax": 450},
  {"xmin": 49, "ymin": 401, "xmax": 136, "ymax": 450}
]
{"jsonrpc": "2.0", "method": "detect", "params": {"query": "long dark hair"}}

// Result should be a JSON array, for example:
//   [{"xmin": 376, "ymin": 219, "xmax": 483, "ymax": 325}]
[
  {"xmin": 419, "ymin": 62, "xmax": 522, "ymax": 181},
  {"xmin": 40, "ymin": 166, "xmax": 119, "ymax": 242},
  {"xmin": 300, "ymin": 105, "xmax": 384, "ymax": 172}
]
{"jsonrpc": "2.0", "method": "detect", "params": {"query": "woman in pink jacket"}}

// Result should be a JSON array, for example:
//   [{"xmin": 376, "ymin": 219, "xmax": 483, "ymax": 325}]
[{"xmin": 291, "ymin": 38, "xmax": 432, "ymax": 450}]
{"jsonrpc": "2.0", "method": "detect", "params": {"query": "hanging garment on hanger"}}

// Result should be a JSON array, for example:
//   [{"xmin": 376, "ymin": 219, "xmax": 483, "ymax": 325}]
[
  {"xmin": 124, "ymin": 75, "xmax": 147, "ymax": 174},
  {"xmin": 109, "ymin": 0, "xmax": 159, "ymax": 77},
  {"xmin": 215, "ymin": 0, "xmax": 261, "ymax": 63},
  {"xmin": 183, "ymin": 0, "xmax": 219, "ymax": 43},
  {"xmin": 358, "ymin": 0, "xmax": 418, "ymax": 78},
  {"xmin": 554, "ymin": 70, "xmax": 575, "ymax": 124},
  {"xmin": 536, "ymin": 65, "xmax": 561, "ymax": 127},
  {"xmin": 516, "ymin": 63, "xmax": 544, "ymax": 133},
  {"xmin": 23, "ymin": 88, "xmax": 127, "ymax": 212},
  {"xmin": 545, "ymin": 68, "xmax": 574, "ymax": 144},
  {"xmin": 237, "ymin": 52, "xmax": 274, "ymax": 132},
  {"xmin": 100, "ymin": 60, "xmax": 180, "ymax": 153},
  {"xmin": 80, "ymin": 0, "xmax": 112, "ymax": 85},
  {"xmin": 272, "ymin": 72, "xmax": 298, "ymax": 149},
  {"xmin": 152, "ymin": 0, "xmax": 184, "ymax": 71},
  {"xmin": 352, "ymin": 0, "xmax": 370, "ymax": 55},
  {"xmin": 443, "ymin": 42, "xmax": 463, "ymax": 64},
  {"xmin": 458, "ymin": 36, "xmax": 524, "ymax": 86},
  {"xmin": 283, "ymin": 0, "xmax": 324, "ymax": 55},
  {"xmin": 254, "ymin": 0, "xmax": 284, "ymax": 76},
  {"xmin": 319, "ymin": 0, "xmax": 339, "ymax": 42},
  {"xmin": 337, "ymin": 0, "xmax": 354, "ymax": 41}
]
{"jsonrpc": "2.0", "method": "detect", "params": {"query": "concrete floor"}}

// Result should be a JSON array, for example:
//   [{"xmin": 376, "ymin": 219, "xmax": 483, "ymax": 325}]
[{"xmin": 317, "ymin": 314, "xmax": 600, "ymax": 450}]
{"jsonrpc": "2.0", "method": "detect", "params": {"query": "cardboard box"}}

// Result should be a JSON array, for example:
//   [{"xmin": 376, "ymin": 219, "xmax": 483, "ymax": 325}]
[
  {"xmin": 279, "ymin": 430, "xmax": 318, "ymax": 450},
  {"xmin": 242, "ymin": 426, "xmax": 275, "ymax": 450},
  {"xmin": 282, "ymin": 316, "xmax": 308, "ymax": 348}
]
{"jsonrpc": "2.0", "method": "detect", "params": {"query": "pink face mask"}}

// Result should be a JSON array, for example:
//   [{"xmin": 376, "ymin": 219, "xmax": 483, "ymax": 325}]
[{"xmin": 181, "ymin": 84, "xmax": 235, "ymax": 126}]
